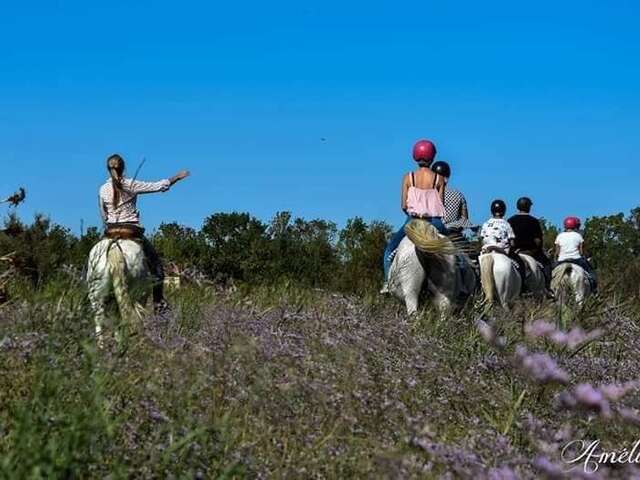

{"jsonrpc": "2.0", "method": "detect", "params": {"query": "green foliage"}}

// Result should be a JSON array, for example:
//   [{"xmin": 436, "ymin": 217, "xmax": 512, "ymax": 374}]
[
  {"xmin": 336, "ymin": 217, "xmax": 391, "ymax": 293},
  {"xmin": 584, "ymin": 210, "xmax": 640, "ymax": 266},
  {"xmin": 1, "ymin": 344, "xmax": 117, "ymax": 478},
  {"xmin": 0, "ymin": 214, "xmax": 76, "ymax": 285},
  {"xmin": 2, "ymin": 207, "xmax": 639, "ymax": 297},
  {"xmin": 151, "ymin": 222, "xmax": 209, "ymax": 271},
  {"xmin": 539, "ymin": 218, "xmax": 559, "ymax": 254},
  {"xmin": 583, "ymin": 208, "xmax": 640, "ymax": 297},
  {"xmin": 201, "ymin": 211, "xmax": 269, "ymax": 282},
  {"xmin": 264, "ymin": 211, "xmax": 339, "ymax": 287}
]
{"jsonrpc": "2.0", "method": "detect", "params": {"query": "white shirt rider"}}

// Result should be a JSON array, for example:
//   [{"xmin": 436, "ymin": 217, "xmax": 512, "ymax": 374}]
[
  {"xmin": 99, "ymin": 178, "xmax": 171, "ymax": 225},
  {"xmin": 555, "ymin": 231, "xmax": 583, "ymax": 261}
]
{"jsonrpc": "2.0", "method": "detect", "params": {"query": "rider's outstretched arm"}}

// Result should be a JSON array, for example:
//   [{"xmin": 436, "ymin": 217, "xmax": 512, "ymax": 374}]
[
  {"xmin": 169, "ymin": 170, "xmax": 190, "ymax": 186},
  {"xmin": 131, "ymin": 171, "xmax": 190, "ymax": 194}
]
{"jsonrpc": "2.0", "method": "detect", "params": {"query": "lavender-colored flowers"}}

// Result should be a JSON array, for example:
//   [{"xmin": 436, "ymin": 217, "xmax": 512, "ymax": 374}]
[
  {"xmin": 598, "ymin": 380, "xmax": 640, "ymax": 401},
  {"xmin": 487, "ymin": 466, "xmax": 519, "ymax": 480},
  {"xmin": 525, "ymin": 320, "xmax": 604, "ymax": 350},
  {"xmin": 514, "ymin": 345, "xmax": 570, "ymax": 385},
  {"xmin": 558, "ymin": 383, "xmax": 613, "ymax": 418},
  {"xmin": 475, "ymin": 319, "xmax": 506, "ymax": 349},
  {"xmin": 557, "ymin": 381, "xmax": 640, "ymax": 419},
  {"xmin": 617, "ymin": 407, "xmax": 640, "ymax": 426}
]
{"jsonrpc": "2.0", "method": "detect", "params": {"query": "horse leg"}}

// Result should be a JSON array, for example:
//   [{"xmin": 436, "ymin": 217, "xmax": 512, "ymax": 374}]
[
  {"xmin": 433, "ymin": 292, "xmax": 452, "ymax": 316},
  {"xmin": 404, "ymin": 286, "xmax": 420, "ymax": 315},
  {"xmin": 88, "ymin": 282, "xmax": 107, "ymax": 347},
  {"xmin": 402, "ymin": 272, "xmax": 424, "ymax": 316},
  {"xmin": 95, "ymin": 305, "xmax": 107, "ymax": 347}
]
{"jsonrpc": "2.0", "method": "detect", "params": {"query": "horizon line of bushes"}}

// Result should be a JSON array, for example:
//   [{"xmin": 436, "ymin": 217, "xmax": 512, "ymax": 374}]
[{"xmin": 1, "ymin": 207, "xmax": 639, "ymax": 296}]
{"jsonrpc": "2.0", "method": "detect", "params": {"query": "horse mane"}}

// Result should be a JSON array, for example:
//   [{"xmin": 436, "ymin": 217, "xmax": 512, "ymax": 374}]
[{"xmin": 404, "ymin": 219, "xmax": 457, "ymax": 255}]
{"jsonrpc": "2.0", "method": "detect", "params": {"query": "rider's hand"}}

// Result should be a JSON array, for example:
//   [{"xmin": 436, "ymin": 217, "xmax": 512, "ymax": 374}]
[{"xmin": 170, "ymin": 170, "xmax": 190, "ymax": 185}]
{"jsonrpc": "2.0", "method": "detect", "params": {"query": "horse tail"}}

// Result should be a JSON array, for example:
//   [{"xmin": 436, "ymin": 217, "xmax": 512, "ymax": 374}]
[
  {"xmin": 551, "ymin": 262, "xmax": 572, "ymax": 294},
  {"xmin": 107, "ymin": 241, "xmax": 138, "ymax": 322},
  {"xmin": 404, "ymin": 219, "xmax": 457, "ymax": 255},
  {"xmin": 479, "ymin": 253, "xmax": 495, "ymax": 304}
]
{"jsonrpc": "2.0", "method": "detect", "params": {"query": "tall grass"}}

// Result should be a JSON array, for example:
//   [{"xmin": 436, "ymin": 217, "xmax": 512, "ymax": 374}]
[{"xmin": 1, "ymin": 277, "xmax": 639, "ymax": 478}]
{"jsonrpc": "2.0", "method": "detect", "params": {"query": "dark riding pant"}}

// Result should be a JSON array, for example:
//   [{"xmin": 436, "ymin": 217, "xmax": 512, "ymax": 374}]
[{"xmin": 141, "ymin": 237, "xmax": 165, "ymax": 304}]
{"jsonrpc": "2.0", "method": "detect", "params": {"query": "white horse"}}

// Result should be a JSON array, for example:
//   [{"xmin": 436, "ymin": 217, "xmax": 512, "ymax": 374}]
[
  {"xmin": 518, "ymin": 253, "xmax": 546, "ymax": 298},
  {"xmin": 551, "ymin": 262, "xmax": 592, "ymax": 306},
  {"xmin": 387, "ymin": 220, "xmax": 476, "ymax": 315},
  {"xmin": 87, "ymin": 238, "xmax": 152, "ymax": 346},
  {"xmin": 479, "ymin": 252, "xmax": 522, "ymax": 309}
]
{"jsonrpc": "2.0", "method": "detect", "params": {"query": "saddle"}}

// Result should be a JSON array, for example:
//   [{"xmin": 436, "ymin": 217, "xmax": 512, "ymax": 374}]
[
  {"xmin": 482, "ymin": 245, "xmax": 508, "ymax": 256},
  {"xmin": 104, "ymin": 223, "xmax": 145, "ymax": 241},
  {"xmin": 483, "ymin": 246, "xmax": 529, "ymax": 281},
  {"xmin": 556, "ymin": 259, "xmax": 597, "ymax": 290}
]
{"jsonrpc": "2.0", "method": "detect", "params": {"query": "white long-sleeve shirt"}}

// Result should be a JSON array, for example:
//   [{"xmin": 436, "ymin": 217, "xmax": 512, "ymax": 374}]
[{"xmin": 99, "ymin": 177, "xmax": 170, "ymax": 225}]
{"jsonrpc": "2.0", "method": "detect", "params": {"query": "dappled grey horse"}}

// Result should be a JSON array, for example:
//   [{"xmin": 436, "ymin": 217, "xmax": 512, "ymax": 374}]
[
  {"xmin": 87, "ymin": 238, "xmax": 152, "ymax": 346},
  {"xmin": 387, "ymin": 220, "xmax": 476, "ymax": 315}
]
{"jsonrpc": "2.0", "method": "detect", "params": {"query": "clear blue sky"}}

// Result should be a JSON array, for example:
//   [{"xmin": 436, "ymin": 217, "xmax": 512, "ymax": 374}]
[{"xmin": 1, "ymin": 1, "xmax": 638, "ymax": 233}]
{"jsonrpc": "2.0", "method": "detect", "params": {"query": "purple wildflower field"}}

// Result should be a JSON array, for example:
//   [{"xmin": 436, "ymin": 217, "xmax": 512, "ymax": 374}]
[{"xmin": 1, "ymin": 281, "xmax": 640, "ymax": 478}]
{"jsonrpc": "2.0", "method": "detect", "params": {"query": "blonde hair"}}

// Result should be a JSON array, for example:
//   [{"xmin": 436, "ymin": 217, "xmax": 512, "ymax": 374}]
[{"xmin": 107, "ymin": 154, "xmax": 125, "ymax": 207}]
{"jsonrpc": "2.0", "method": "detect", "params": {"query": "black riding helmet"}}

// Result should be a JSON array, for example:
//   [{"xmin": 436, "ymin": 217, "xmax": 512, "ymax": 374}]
[
  {"xmin": 516, "ymin": 197, "xmax": 533, "ymax": 212},
  {"xmin": 431, "ymin": 161, "xmax": 451, "ymax": 179},
  {"xmin": 491, "ymin": 199, "xmax": 507, "ymax": 216}
]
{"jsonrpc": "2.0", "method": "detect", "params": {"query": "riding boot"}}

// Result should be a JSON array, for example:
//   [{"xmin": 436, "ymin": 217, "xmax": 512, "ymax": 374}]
[{"xmin": 457, "ymin": 255, "xmax": 468, "ymax": 295}]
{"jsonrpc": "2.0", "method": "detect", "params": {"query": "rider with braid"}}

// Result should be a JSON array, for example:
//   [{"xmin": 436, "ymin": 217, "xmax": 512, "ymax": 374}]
[{"xmin": 99, "ymin": 154, "xmax": 190, "ymax": 312}]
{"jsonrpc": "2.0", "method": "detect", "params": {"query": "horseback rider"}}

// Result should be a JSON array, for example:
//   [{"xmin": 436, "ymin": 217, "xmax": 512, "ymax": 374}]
[
  {"xmin": 507, "ymin": 197, "xmax": 552, "ymax": 289},
  {"xmin": 555, "ymin": 216, "xmax": 597, "ymax": 291},
  {"xmin": 98, "ymin": 154, "xmax": 190, "ymax": 312},
  {"xmin": 431, "ymin": 161, "xmax": 473, "ymax": 234},
  {"xmin": 381, "ymin": 139, "xmax": 447, "ymax": 291},
  {"xmin": 480, "ymin": 199, "xmax": 527, "ymax": 283}
]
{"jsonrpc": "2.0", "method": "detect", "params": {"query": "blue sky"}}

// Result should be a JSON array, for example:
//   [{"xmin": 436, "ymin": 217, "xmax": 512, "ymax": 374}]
[{"xmin": 1, "ymin": 1, "xmax": 638, "ymax": 233}]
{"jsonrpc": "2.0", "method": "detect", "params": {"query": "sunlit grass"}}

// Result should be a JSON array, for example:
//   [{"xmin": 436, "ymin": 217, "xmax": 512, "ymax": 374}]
[{"xmin": 1, "ymin": 277, "xmax": 638, "ymax": 478}]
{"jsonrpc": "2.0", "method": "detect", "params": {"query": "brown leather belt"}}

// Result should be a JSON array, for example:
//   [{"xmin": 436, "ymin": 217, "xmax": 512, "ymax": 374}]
[{"xmin": 104, "ymin": 224, "xmax": 145, "ymax": 240}]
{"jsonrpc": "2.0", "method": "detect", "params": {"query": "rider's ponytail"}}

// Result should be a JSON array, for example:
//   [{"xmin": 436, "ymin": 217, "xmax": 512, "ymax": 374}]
[{"xmin": 107, "ymin": 154, "xmax": 125, "ymax": 208}]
